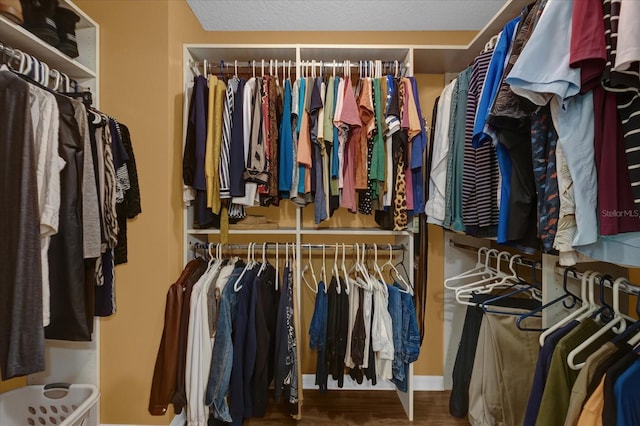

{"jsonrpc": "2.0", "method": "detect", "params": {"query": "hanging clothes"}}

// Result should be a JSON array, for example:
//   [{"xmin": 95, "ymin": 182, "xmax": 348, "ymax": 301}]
[{"xmin": 0, "ymin": 70, "xmax": 45, "ymax": 380}]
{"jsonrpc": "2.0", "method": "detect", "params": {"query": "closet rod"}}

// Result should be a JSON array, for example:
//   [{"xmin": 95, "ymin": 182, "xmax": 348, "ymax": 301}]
[
  {"xmin": 0, "ymin": 43, "xmax": 22, "ymax": 61},
  {"xmin": 448, "ymin": 239, "xmax": 540, "ymax": 269},
  {"xmin": 554, "ymin": 266, "xmax": 640, "ymax": 296},
  {"xmin": 191, "ymin": 242, "xmax": 406, "ymax": 251},
  {"xmin": 190, "ymin": 59, "xmax": 409, "ymax": 70}
]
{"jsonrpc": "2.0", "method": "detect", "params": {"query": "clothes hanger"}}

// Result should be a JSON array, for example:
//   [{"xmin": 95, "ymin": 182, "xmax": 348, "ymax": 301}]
[
  {"xmin": 539, "ymin": 269, "xmax": 596, "ymax": 346},
  {"xmin": 234, "ymin": 242, "xmax": 255, "ymax": 292},
  {"xmin": 574, "ymin": 271, "xmax": 603, "ymax": 322},
  {"xmin": 257, "ymin": 242, "xmax": 268, "ymax": 276},
  {"xmin": 341, "ymin": 243, "xmax": 350, "ymax": 295},
  {"xmin": 515, "ymin": 266, "xmax": 581, "ymax": 331},
  {"xmin": 612, "ymin": 286, "xmax": 640, "ymax": 345},
  {"xmin": 592, "ymin": 275, "xmax": 615, "ymax": 323},
  {"xmin": 381, "ymin": 244, "xmax": 411, "ymax": 295},
  {"xmin": 454, "ymin": 250, "xmax": 512, "ymax": 298},
  {"xmin": 355, "ymin": 243, "xmax": 372, "ymax": 291},
  {"xmin": 302, "ymin": 244, "xmax": 318, "ymax": 294},
  {"xmin": 320, "ymin": 244, "xmax": 328, "ymax": 292},
  {"xmin": 474, "ymin": 255, "xmax": 533, "ymax": 311},
  {"xmin": 444, "ymin": 247, "xmax": 496, "ymax": 290},
  {"xmin": 567, "ymin": 277, "xmax": 629, "ymax": 370},
  {"xmin": 274, "ymin": 242, "xmax": 279, "ymax": 291},
  {"xmin": 373, "ymin": 244, "xmax": 386, "ymax": 285},
  {"xmin": 332, "ymin": 243, "xmax": 341, "ymax": 293}
]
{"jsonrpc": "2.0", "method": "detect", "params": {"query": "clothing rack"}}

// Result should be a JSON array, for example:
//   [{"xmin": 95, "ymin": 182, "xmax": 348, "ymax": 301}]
[
  {"xmin": 191, "ymin": 242, "xmax": 406, "ymax": 252},
  {"xmin": 554, "ymin": 265, "xmax": 640, "ymax": 296},
  {"xmin": 0, "ymin": 42, "xmax": 21, "ymax": 61},
  {"xmin": 0, "ymin": 41, "xmax": 84, "ymax": 92},
  {"xmin": 188, "ymin": 58, "xmax": 409, "ymax": 78},
  {"xmin": 448, "ymin": 239, "xmax": 541, "ymax": 269}
]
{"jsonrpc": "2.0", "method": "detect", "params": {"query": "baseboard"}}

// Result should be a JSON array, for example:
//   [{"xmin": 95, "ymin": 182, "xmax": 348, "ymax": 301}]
[{"xmin": 302, "ymin": 374, "xmax": 444, "ymax": 391}]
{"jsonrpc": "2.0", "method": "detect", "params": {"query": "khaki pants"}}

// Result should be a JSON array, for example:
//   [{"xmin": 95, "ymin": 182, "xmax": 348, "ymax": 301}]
[{"xmin": 469, "ymin": 310, "xmax": 541, "ymax": 426}]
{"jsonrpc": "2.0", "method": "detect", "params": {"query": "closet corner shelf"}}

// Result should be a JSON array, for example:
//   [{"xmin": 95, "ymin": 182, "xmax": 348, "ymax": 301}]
[
  {"xmin": 187, "ymin": 228, "xmax": 298, "ymax": 235},
  {"xmin": 0, "ymin": 13, "xmax": 96, "ymax": 79}
]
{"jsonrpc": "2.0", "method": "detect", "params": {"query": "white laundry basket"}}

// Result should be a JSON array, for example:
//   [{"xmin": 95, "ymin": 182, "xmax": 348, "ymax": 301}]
[{"xmin": 0, "ymin": 383, "xmax": 99, "ymax": 426}]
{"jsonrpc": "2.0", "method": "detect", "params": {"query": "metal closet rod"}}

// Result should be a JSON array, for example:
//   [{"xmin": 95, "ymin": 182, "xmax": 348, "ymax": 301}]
[
  {"xmin": 555, "ymin": 266, "xmax": 640, "ymax": 295},
  {"xmin": 448, "ymin": 239, "xmax": 541, "ymax": 269},
  {"xmin": 192, "ymin": 242, "xmax": 406, "ymax": 251},
  {"xmin": 0, "ymin": 43, "xmax": 22, "ymax": 61},
  {"xmin": 190, "ymin": 59, "xmax": 409, "ymax": 70}
]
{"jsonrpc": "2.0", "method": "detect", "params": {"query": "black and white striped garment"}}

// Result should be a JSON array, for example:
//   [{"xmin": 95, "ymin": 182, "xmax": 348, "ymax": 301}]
[
  {"xmin": 96, "ymin": 122, "xmax": 119, "ymax": 287},
  {"xmin": 462, "ymin": 48, "xmax": 499, "ymax": 236},
  {"xmin": 220, "ymin": 76, "xmax": 238, "ymax": 199},
  {"xmin": 603, "ymin": 0, "xmax": 640, "ymax": 209},
  {"xmin": 110, "ymin": 118, "xmax": 131, "ymax": 204}
]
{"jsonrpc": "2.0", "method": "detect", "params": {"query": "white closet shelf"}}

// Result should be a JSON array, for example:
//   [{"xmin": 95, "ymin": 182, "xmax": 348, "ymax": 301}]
[
  {"xmin": 0, "ymin": 13, "xmax": 96, "ymax": 78},
  {"xmin": 298, "ymin": 45, "xmax": 410, "ymax": 63},
  {"xmin": 301, "ymin": 228, "xmax": 411, "ymax": 236},
  {"xmin": 187, "ymin": 228, "xmax": 298, "ymax": 235},
  {"xmin": 186, "ymin": 44, "xmax": 297, "ymax": 63}
]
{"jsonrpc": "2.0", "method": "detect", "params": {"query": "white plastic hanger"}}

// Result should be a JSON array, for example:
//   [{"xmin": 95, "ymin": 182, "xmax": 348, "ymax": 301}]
[
  {"xmin": 539, "ymin": 270, "xmax": 594, "ymax": 346},
  {"xmin": 258, "ymin": 242, "xmax": 268, "ymax": 276},
  {"xmin": 453, "ymin": 250, "xmax": 511, "ymax": 296},
  {"xmin": 332, "ymin": 243, "xmax": 340, "ymax": 293},
  {"xmin": 444, "ymin": 247, "xmax": 496, "ymax": 290},
  {"xmin": 373, "ymin": 244, "xmax": 386, "ymax": 285},
  {"xmin": 274, "ymin": 242, "xmax": 279, "ymax": 291},
  {"xmin": 567, "ymin": 277, "xmax": 629, "ymax": 370},
  {"xmin": 320, "ymin": 244, "xmax": 328, "ymax": 293},
  {"xmin": 341, "ymin": 243, "xmax": 350, "ymax": 295},
  {"xmin": 302, "ymin": 244, "xmax": 318, "ymax": 294},
  {"xmin": 234, "ymin": 243, "xmax": 255, "ymax": 292}
]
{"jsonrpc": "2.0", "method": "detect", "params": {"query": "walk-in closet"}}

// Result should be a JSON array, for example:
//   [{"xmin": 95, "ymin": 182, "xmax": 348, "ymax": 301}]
[{"xmin": 2, "ymin": 0, "xmax": 640, "ymax": 425}]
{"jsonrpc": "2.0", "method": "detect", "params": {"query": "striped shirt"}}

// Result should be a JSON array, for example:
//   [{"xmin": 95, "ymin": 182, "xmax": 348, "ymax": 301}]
[
  {"xmin": 463, "ymin": 49, "xmax": 499, "ymax": 236},
  {"xmin": 219, "ymin": 76, "xmax": 238, "ymax": 199},
  {"xmin": 603, "ymin": 0, "xmax": 640, "ymax": 209}
]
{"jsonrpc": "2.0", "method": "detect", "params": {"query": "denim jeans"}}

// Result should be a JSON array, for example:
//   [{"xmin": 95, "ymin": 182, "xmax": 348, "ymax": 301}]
[
  {"xmin": 390, "ymin": 283, "xmax": 421, "ymax": 392},
  {"xmin": 204, "ymin": 266, "xmax": 244, "ymax": 422},
  {"xmin": 387, "ymin": 284, "xmax": 404, "ymax": 384},
  {"xmin": 309, "ymin": 281, "xmax": 328, "ymax": 392}
]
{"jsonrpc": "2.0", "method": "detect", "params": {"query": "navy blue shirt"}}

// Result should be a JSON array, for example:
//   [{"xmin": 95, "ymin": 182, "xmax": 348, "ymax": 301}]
[{"xmin": 523, "ymin": 320, "xmax": 580, "ymax": 426}]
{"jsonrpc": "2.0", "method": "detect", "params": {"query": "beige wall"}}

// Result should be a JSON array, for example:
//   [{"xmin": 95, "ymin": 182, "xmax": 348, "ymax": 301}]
[{"xmin": 72, "ymin": 1, "xmax": 460, "ymax": 424}]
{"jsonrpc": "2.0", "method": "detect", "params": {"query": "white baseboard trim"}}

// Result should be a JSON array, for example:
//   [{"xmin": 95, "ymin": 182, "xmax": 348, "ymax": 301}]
[{"xmin": 302, "ymin": 374, "xmax": 444, "ymax": 391}]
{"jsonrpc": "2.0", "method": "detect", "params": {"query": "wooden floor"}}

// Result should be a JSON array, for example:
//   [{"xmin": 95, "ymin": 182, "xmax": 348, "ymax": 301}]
[{"xmin": 245, "ymin": 390, "xmax": 471, "ymax": 425}]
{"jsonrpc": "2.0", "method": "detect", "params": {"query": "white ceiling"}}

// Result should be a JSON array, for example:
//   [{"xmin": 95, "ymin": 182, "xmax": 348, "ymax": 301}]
[{"xmin": 186, "ymin": 0, "xmax": 509, "ymax": 32}]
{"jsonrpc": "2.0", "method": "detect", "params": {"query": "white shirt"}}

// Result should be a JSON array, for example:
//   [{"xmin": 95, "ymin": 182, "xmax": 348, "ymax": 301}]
[
  {"xmin": 372, "ymin": 282, "xmax": 394, "ymax": 381},
  {"xmin": 614, "ymin": 0, "xmax": 640, "ymax": 71},
  {"xmin": 232, "ymin": 78, "xmax": 258, "ymax": 206},
  {"xmin": 28, "ymin": 84, "xmax": 63, "ymax": 327},
  {"xmin": 186, "ymin": 258, "xmax": 232, "ymax": 426},
  {"xmin": 425, "ymin": 79, "xmax": 456, "ymax": 224}
]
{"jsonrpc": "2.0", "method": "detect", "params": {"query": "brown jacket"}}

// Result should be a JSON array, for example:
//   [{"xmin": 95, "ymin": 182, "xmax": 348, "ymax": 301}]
[{"xmin": 148, "ymin": 258, "xmax": 207, "ymax": 415}]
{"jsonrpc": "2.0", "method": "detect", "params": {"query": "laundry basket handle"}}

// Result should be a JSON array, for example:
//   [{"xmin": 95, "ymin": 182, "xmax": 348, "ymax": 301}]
[{"xmin": 43, "ymin": 382, "xmax": 71, "ymax": 399}]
